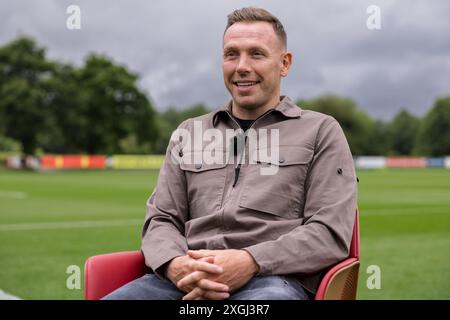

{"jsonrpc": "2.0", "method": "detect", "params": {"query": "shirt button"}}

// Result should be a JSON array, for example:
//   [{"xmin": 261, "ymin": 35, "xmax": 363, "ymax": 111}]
[
  {"xmin": 179, "ymin": 150, "xmax": 183, "ymax": 157},
  {"xmin": 279, "ymin": 158, "xmax": 285, "ymax": 164},
  {"xmin": 337, "ymin": 168, "xmax": 343, "ymax": 174},
  {"xmin": 195, "ymin": 163, "xmax": 202, "ymax": 170}
]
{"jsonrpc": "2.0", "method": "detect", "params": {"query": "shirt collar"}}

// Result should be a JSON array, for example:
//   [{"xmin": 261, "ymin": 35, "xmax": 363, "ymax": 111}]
[{"xmin": 212, "ymin": 96, "xmax": 302, "ymax": 127}]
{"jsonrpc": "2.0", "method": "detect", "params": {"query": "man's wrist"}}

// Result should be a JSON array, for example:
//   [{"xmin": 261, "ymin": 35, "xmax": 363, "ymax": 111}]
[
  {"xmin": 241, "ymin": 249, "xmax": 260, "ymax": 276},
  {"xmin": 163, "ymin": 260, "xmax": 171, "ymax": 279},
  {"xmin": 164, "ymin": 256, "xmax": 181, "ymax": 282}
]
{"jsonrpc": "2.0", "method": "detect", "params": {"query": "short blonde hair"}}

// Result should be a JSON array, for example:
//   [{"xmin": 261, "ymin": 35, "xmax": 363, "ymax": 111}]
[{"xmin": 225, "ymin": 7, "xmax": 287, "ymax": 48}]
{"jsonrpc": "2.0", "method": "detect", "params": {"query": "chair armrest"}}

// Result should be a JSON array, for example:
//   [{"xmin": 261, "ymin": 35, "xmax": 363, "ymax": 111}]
[{"xmin": 84, "ymin": 250, "xmax": 148, "ymax": 300}]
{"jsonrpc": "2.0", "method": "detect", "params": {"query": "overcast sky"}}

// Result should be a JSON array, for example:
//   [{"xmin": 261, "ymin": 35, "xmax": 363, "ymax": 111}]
[{"xmin": 1, "ymin": 0, "xmax": 449, "ymax": 120}]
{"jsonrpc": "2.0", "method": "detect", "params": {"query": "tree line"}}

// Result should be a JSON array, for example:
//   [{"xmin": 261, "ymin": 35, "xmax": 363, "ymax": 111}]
[{"xmin": 1, "ymin": 37, "xmax": 449, "ymax": 156}]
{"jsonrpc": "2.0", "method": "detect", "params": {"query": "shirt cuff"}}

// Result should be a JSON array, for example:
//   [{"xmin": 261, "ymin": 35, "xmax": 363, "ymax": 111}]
[
  {"xmin": 243, "ymin": 243, "xmax": 276, "ymax": 275},
  {"xmin": 142, "ymin": 247, "xmax": 185, "ymax": 280}
]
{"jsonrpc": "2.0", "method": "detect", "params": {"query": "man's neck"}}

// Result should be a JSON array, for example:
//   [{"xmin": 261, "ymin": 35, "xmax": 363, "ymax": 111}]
[{"xmin": 231, "ymin": 97, "xmax": 281, "ymax": 120}]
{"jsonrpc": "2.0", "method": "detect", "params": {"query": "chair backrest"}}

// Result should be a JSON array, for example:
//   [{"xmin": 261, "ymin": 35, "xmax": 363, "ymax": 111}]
[
  {"xmin": 314, "ymin": 209, "xmax": 360, "ymax": 300},
  {"xmin": 85, "ymin": 251, "xmax": 147, "ymax": 300},
  {"xmin": 348, "ymin": 208, "xmax": 360, "ymax": 259}
]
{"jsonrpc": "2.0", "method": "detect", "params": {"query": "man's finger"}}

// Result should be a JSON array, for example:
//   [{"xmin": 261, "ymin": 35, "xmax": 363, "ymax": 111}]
[
  {"xmin": 202, "ymin": 290, "xmax": 230, "ymax": 300},
  {"xmin": 177, "ymin": 271, "xmax": 205, "ymax": 288},
  {"xmin": 199, "ymin": 256, "xmax": 214, "ymax": 264},
  {"xmin": 188, "ymin": 250, "xmax": 215, "ymax": 258},
  {"xmin": 182, "ymin": 287, "xmax": 204, "ymax": 300},
  {"xmin": 192, "ymin": 260, "xmax": 223, "ymax": 274},
  {"xmin": 182, "ymin": 287, "xmax": 229, "ymax": 301},
  {"xmin": 197, "ymin": 278, "xmax": 229, "ymax": 292}
]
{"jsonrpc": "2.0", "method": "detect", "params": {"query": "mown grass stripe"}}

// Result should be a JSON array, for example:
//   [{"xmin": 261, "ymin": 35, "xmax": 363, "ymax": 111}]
[{"xmin": 0, "ymin": 219, "xmax": 142, "ymax": 231}]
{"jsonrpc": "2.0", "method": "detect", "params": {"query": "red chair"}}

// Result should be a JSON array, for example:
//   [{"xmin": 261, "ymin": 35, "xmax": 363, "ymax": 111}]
[
  {"xmin": 315, "ymin": 209, "xmax": 360, "ymax": 300},
  {"xmin": 85, "ymin": 211, "xmax": 360, "ymax": 300}
]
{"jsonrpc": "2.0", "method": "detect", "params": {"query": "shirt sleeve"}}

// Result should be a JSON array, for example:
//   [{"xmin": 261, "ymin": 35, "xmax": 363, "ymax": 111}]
[
  {"xmin": 244, "ymin": 118, "xmax": 357, "ymax": 275},
  {"xmin": 140, "ymin": 122, "xmax": 190, "ymax": 279}
]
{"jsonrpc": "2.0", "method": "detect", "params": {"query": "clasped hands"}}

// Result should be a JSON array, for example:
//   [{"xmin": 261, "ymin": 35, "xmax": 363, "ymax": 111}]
[{"xmin": 165, "ymin": 249, "xmax": 259, "ymax": 300}]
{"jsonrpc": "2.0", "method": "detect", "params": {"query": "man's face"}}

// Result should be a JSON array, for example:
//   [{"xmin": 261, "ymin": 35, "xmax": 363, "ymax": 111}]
[{"xmin": 222, "ymin": 21, "xmax": 291, "ymax": 114}]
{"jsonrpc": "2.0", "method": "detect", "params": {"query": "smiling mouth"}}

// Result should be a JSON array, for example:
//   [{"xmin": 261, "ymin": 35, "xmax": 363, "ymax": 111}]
[{"xmin": 233, "ymin": 81, "xmax": 261, "ymax": 87}]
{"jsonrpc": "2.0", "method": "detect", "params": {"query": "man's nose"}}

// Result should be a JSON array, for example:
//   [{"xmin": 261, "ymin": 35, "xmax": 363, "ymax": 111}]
[{"xmin": 236, "ymin": 55, "xmax": 251, "ymax": 74}]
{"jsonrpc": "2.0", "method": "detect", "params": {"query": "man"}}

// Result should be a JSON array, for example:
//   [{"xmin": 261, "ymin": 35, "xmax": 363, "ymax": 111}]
[{"xmin": 104, "ymin": 7, "xmax": 357, "ymax": 300}]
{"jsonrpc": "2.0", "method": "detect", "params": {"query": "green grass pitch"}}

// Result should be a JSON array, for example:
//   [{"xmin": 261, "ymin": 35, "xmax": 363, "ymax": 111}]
[{"xmin": 0, "ymin": 168, "xmax": 449, "ymax": 299}]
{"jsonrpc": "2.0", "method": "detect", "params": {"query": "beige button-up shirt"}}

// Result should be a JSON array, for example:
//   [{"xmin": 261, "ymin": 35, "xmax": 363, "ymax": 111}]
[{"xmin": 141, "ymin": 96, "xmax": 357, "ymax": 294}]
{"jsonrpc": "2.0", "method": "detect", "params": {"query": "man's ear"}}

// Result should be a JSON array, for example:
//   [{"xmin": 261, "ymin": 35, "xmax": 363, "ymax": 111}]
[{"xmin": 280, "ymin": 51, "xmax": 292, "ymax": 77}]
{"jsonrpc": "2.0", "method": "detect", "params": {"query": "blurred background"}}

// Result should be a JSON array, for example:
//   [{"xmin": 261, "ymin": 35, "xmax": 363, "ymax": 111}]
[{"xmin": 0, "ymin": 0, "xmax": 449, "ymax": 299}]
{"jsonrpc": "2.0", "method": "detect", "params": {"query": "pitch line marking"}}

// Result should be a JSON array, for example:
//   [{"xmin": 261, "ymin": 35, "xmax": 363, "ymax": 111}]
[
  {"xmin": 0, "ymin": 190, "xmax": 27, "ymax": 199},
  {"xmin": 0, "ymin": 289, "xmax": 21, "ymax": 300}
]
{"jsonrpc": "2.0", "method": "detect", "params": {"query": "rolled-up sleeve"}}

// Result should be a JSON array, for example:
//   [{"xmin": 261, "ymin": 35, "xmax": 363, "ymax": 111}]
[
  {"xmin": 141, "ymin": 122, "xmax": 190, "ymax": 279},
  {"xmin": 244, "ymin": 118, "xmax": 357, "ymax": 275}
]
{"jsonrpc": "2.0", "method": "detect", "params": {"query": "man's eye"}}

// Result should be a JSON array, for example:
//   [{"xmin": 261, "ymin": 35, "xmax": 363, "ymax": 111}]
[
  {"xmin": 225, "ymin": 52, "xmax": 236, "ymax": 57},
  {"xmin": 253, "ymin": 52, "xmax": 264, "ymax": 57}
]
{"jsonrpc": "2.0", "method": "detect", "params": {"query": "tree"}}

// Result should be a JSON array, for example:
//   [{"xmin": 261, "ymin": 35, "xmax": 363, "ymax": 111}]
[
  {"xmin": 0, "ymin": 37, "xmax": 160, "ymax": 155},
  {"xmin": 372, "ymin": 119, "xmax": 388, "ymax": 156},
  {"xmin": 0, "ymin": 135, "xmax": 22, "ymax": 152},
  {"xmin": 153, "ymin": 104, "xmax": 210, "ymax": 154},
  {"xmin": 297, "ymin": 95, "xmax": 380, "ymax": 155},
  {"xmin": 38, "ymin": 63, "xmax": 83, "ymax": 153},
  {"xmin": 385, "ymin": 110, "xmax": 419, "ymax": 155},
  {"xmin": 415, "ymin": 97, "xmax": 450, "ymax": 156},
  {"xmin": 71, "ymin": 54, "xmax": 159, "ymax": 154},
  {"xmin": 0, "ymin": 37, "xmax": 55, "ymax": 154}
]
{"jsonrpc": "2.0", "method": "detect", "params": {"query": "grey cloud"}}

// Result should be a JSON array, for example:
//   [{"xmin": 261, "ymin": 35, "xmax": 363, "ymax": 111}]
[{"xmin": 0, "ymin": 0, "xmax": 449, "ymax": 120}]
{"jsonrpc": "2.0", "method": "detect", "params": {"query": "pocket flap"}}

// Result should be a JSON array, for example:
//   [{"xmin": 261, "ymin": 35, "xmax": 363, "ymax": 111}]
[
  {"xmin": 180, "ymin": 151, "xmax": 228, "ymax": 172},
  {"xmin": 254, "ymin": 146, "xmax": 313, "ymax": 166}
]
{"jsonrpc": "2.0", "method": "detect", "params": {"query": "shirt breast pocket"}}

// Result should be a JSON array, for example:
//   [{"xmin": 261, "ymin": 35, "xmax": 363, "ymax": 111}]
[
  {"xmin": 239, "ymin": 146, "xmax": 313, "ymax": 220},
  {"xmin": 180, "ymin": 152, "xmax": 228, "ymax": 219}
]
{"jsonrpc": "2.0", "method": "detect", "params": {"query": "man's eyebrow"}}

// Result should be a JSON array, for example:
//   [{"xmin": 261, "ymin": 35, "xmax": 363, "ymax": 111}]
[
  {"xmin": 249, "ymin": 46, "xmax": 268, "ymax": 52},
  {"xmin": 223, "ymin": 46, "xmax": 237, "ymax": 52},
  {"xmin": 223, "ymin": 45, "xmax": 268, "ymax": 53}
]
